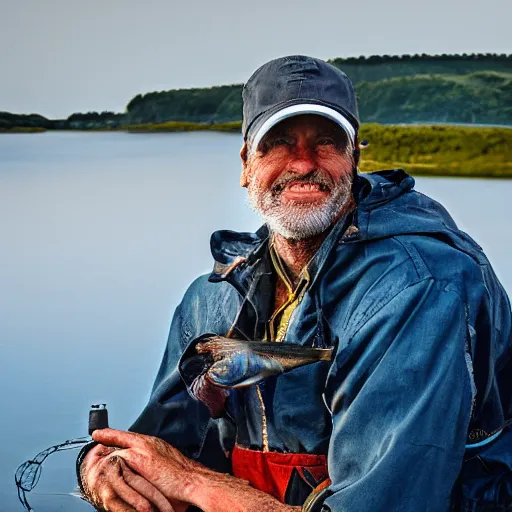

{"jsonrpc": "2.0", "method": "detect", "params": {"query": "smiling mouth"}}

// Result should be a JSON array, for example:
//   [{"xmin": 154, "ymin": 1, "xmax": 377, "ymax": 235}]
[
  {"xmin": 273, "ymin": 180, "xmax": 331, "ymax": 204},
  {"xmin": 286, "ymin": 182, "xmax": 328, "ymax": 192},
  {"xmin": 273, "ymin": 180, "xmax": 330, "ymax": 194}
]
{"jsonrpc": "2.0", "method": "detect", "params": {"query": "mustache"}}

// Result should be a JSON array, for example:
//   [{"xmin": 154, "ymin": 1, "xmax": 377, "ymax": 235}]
[{"xmin": 271, "ymin": 170, "xmax": 333, "ymax": 194}]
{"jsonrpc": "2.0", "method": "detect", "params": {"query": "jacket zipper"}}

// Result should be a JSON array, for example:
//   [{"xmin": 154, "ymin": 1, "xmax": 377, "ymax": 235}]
[{"xmin": 255, "ymin": 385, "xmax": 269, "ymax": 452}]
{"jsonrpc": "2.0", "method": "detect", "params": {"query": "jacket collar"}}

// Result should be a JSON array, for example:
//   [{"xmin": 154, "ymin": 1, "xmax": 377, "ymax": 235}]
[
  {"xmin": 207, "ymin": 170, "xmax": 412, "ymax": 282},
  {"xmin": 207, "ymin": 168, "xmax": 481, "ymax": 291},
  {"xmin": 208, "ymin": 210, "xmax": 353, "ymax": 296}
]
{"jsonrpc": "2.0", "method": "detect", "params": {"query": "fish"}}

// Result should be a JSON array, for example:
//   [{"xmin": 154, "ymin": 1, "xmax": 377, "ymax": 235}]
[
  {"xmin": 180, "ymin": 335, "xmax": 333, "ymax": 417},
  {"xmin": 196, "ymin": 336, "xmax": 333, "ymax": 387}
]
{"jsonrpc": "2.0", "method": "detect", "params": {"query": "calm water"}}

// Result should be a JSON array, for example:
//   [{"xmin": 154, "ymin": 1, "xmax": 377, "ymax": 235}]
[{"xmin": 0, "ymin": 132, "xmax": 511, "ymax": 511}]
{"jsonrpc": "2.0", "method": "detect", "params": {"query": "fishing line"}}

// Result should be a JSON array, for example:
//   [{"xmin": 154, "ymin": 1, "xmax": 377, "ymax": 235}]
[{"xmin": 14, "ymin": 404, "xmax": 109, "ymax": 511}]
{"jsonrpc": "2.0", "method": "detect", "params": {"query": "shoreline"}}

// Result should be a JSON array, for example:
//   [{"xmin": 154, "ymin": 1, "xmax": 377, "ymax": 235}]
[
  {"xmin": 3, "ymin": 121, "xmax": 512, "ymax": 134},
  {"xmin": 0, "ymin": 121, "xmax": 242, "ymax": 134},
  {"xmin": 1, "ymin": 122, "xmax": 511, "ymax": 179}
]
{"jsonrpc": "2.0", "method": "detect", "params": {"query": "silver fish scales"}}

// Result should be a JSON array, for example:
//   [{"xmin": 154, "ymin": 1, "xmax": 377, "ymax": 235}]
[{"xmin": 183, "ymin": 336, "xmax": 333, "ymax": 417}]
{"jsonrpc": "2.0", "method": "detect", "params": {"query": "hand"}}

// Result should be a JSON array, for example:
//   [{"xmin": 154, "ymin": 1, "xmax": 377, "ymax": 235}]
[
  {"xmin": 81, "ymin": 442, "xmax": 177, "ymax": 511},
  {"xmin": 92, "ymin": 429, "xmax": 299, "ymax": 512},
  {"xmin": 92, "ymin": 429, "xmax": 197, "ymax": 508}
]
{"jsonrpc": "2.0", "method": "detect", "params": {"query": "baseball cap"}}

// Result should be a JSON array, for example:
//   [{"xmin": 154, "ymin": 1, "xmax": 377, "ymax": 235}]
[{"xmin": 242, "ymin": 55, "xmax": 359, "ymax": 150}]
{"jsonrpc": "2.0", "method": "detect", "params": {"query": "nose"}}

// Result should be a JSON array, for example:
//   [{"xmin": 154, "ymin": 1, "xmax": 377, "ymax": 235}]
[{"xmin": 288, "ymin": 143, "xmax": 317, "ymax": 176}]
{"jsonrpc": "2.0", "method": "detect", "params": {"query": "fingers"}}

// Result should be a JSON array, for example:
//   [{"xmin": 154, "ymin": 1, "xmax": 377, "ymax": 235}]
[
  {"xmin": 83, "ymin": 443, "xmax": 117, "ymax": 472},
  {"xmin": 84, "ymin": 452, "xmax": 163, "ymax": 512},
  {"xmin": 93, "ymin": 428, "xmax": 144, "ymax": 449},
  {"xmin": 100, "ymin": 495, "xmax": 140, "ymax": 512},
  {"xmin": 110, "ymin": 448, "xmax": 156, "ymax": 482},
  {"xmin": 96, "ymin": 483, "xmax": 134, "ymax": 512},
  {"xmin": 121, "ymin": 462, "xmax": 175, "ymax": 512},
  {"xmin": 109, "ymin": 448, "xmax": 140, "ymax": 466},
  {"xmin": 109, "ymin": 468, "xmax": 156, "ymax": 512}
]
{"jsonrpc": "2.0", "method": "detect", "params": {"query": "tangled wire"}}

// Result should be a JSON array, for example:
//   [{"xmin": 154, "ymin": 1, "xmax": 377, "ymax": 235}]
[{"xmin": 15, "ymin": 437, "xmax": 90, "ymax": 511}]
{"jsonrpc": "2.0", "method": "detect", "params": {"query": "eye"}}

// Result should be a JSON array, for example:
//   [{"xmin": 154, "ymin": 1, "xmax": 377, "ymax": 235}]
[
  {"xmin": 271, "ymin": 138, "xmax": 292, "ymax": 147},
  {"xmin": 317, "ymin": 137, "xmax": 335, "ymax": 146},
  {"xmin": 262, "ymin": 137, "xmax": 292, "ymax": 152}
]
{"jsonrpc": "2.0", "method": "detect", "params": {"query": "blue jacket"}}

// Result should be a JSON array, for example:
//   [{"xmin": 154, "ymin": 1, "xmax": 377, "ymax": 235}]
[{"xmin": 130, "ymin": 170, "xmax": 512, "ymax": 511}]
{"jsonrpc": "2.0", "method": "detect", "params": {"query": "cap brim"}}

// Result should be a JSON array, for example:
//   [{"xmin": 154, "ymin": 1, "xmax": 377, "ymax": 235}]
[{"xmin": 250, "ymin": 103, "xmax": 356, "ymax": 151}]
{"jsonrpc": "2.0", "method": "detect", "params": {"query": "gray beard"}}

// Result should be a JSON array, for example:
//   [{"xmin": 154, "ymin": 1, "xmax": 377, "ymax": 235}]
[{"xmin": 248, "ymin": 170, "xmax": 353, "ymax": 240}]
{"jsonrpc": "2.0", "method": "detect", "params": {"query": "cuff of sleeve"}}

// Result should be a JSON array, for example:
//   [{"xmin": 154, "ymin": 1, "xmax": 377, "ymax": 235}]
[{"xmin": 75, "ymin": 441, "xmax": 98, "ymax": 497}]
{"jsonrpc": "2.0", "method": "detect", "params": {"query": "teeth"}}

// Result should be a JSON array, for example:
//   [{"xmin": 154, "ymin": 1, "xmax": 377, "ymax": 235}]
[
  {"xmin": 289, "ymin": 183, "xmax": 321, "ymax": 191},
  {"xmin": 272, "ymin": 180, "xmax": 330, "ymax": 194}
]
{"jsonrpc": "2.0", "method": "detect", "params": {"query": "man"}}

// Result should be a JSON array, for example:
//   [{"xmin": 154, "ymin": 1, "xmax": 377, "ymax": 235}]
[{"xmin": 79, "ymin": 56, "xmax": 512, "ymax": 511}]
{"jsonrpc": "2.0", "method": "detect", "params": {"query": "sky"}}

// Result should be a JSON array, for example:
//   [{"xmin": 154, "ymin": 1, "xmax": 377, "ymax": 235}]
[{"xmin": 1, "ymin": 0, "xmax": 510, "ymax": 119}]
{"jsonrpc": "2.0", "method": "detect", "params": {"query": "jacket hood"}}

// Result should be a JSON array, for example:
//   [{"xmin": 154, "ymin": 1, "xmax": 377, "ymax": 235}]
[{"xmin": 209, "ymin": 169, "xmax": 486, "ymax": 279}]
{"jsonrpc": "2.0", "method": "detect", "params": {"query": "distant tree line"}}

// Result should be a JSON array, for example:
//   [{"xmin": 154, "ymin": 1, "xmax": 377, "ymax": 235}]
[
  {"xmin": 2, "ymin": 53, "xmax": 511, "ymax": 131},
  {"xmin": 0, "ymin": 111, "xmax": 53, "ymax": 129},
  {"xmin": 329, "ymin": 53, "xmax": 511, "ymax": 65},
  {"xmin": 327, "ymin": 53, "xmax": 512, "ymax": 87},
  {"xmin": 67, "ymin": 111, "xmax": 123, "ymax": 122},
  {"xmin": 124, "ymin": 54, "xmax": 512, "ymax": 126}
]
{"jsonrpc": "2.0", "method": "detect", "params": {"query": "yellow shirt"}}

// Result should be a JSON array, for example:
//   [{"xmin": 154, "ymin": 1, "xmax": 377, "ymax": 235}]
[{"xmin": 267, "ymin": 242, "xmax": 311, "ymax": 342}]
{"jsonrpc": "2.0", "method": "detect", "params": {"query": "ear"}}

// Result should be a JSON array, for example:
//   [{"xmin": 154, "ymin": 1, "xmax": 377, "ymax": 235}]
[
  {"xmin": 353, "ymin": 135, "xmax": 361, "ymax": 168},
  {"xmin": 240, "ymin": 142, "xmax": 250, "ymax": 188}
]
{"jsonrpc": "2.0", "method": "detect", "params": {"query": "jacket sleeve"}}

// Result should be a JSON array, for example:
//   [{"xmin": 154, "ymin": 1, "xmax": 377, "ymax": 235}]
[
  {"xmin": 77, "ymin": 278, "xmax": 235, "ymax": 491},
  {"xmin": 129, "ymin": 285, "xmax": 234, "ymax": 473},
  {"xmin": 320, "ymin": 278, "xmax": 474, "ymax": 512}
]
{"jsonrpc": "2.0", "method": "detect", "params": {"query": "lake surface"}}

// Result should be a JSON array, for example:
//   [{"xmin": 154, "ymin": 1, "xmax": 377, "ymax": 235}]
[{"xmin": 1, "ymin": 132, "xmax": 511, "ymax": 511}]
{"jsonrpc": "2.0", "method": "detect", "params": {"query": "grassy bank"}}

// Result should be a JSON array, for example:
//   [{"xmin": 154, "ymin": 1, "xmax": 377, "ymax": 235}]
[
  {"xmin": 358, "ymin": 124, "xmax": 512, "ymax": 178},
  {"xmin": 0, "ymin": 126, "xmax": 46, "ymax": 133},
  {"xmin": 125, "ymin": 120, "xmax": 241, "ymax": 133}
]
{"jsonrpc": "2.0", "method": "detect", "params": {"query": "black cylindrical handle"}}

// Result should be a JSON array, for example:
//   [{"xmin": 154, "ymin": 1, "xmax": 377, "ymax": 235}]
[{"xmin": 89, "ymin": 404, "xmax": 109, "ymax": 435}]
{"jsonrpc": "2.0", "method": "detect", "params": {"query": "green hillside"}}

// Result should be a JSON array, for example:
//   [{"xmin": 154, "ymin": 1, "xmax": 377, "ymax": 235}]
[
  {"xmin": 124, "ymin": 70, "xmax": 512, "ymax": 126},
  {"xmin": 2, "ymin": 54, "xmax": 511, "ymax": 130},
  {"xmin": 126, "ymin": 84, "xmax": 241, "ymax": 124},
  {"xmin": 122, "ymin": 54, "xmax": 511, "ymax": 126},
  {"xmin": 328, "ymin": 54, "xmax": 512, "ymax": 84},
  {"xmin": 358, "ymin": 71, "xmax": 512, "ymax": 124}
]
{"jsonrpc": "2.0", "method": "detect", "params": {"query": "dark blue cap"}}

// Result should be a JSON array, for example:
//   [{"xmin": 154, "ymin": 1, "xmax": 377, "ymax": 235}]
[{"xmin": 242, "ymin": 55, "xmax": 359, "ymax": 148}]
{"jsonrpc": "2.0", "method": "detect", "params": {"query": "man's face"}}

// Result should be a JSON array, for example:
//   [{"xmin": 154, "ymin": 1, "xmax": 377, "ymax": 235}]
[{"xmin": 241, "ymin": 114, "xmax": 355, "ymax": 240}]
